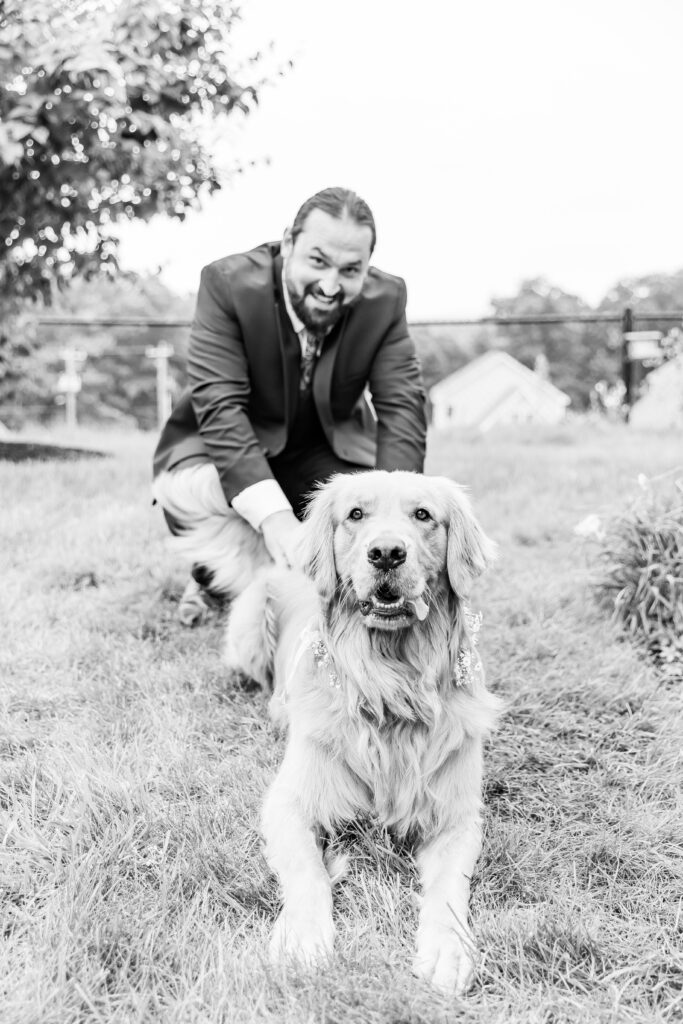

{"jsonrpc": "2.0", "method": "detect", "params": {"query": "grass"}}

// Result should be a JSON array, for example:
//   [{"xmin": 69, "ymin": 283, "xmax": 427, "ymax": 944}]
[
  {"xmin": 592, "ymin": 470, "xmax": 683, "ymax": 679},
  {"xmin": 1, "ymin": 419, "xmax": 682, "ymax": 1023}
]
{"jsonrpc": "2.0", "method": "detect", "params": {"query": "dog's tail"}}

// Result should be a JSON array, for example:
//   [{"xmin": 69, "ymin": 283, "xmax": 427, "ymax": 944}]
[
  {"xmin": 223, "ymin": 572, "xmax": 280, "ymax": 690},
  {"xmin": 153, "ymin": 467, "xmax": 271, "ymax": 600}
]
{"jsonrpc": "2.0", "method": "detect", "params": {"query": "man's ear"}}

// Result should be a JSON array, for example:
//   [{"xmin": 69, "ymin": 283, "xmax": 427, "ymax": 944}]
[
  {"xmin": 281, "ymin": 226, "xmax": 293, "ymax": 259},
  {"xmin": 299, "ymin": 480, "xmax": 338, "ymax": 602},
  {"xmin": 440, "ymin": 478, "xmax": 497, "ymax": 598}
]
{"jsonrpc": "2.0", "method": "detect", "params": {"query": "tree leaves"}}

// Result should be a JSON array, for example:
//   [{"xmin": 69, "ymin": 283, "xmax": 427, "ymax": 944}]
[{"xmin": 0, "ymin": 0, "xmax": 267, "ymax": 305}]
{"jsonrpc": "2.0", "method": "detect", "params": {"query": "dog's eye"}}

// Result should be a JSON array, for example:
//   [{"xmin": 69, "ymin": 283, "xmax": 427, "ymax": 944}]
[
  {"xmin": 414, "ymin": 507, "xmax": 432, "ymax": 521},
  {"xmin": 348, "ymin": 507, "xmax": 364, "ymax": 521}
]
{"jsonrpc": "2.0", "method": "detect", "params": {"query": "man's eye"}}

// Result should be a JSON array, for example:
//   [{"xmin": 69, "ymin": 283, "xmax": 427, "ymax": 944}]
[
  {"xmin": 348, "ymin": 508, "xmax": 364, "ymax": 521},
  {"xmin": 309, "ymin": 256, "xmax": 325, "ymax": 267},
  {"xmin": 414, "ymin": 508, "xmax": 431, "ymax": 521}
]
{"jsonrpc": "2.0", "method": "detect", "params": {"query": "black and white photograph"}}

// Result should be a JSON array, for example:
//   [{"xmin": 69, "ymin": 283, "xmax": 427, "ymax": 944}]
[{"xmin": 1, "ymin": 1, "xmax": 682, "ymax": 1021}]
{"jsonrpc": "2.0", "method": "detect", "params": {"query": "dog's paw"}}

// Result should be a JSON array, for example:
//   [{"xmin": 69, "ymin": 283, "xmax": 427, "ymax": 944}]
[
  {"xmin": 269, "ymin": 907, "xmax": 335, "ymax": 967},
  {"xmin": 413, "ymin": 929, "xmax": 476, "ymax": 995}
]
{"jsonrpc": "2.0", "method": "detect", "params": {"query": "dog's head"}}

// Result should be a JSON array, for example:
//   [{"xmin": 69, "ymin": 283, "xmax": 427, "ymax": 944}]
[{"xmin": 301, "ymin": 470, "xmax": 496, "ymax": 631}]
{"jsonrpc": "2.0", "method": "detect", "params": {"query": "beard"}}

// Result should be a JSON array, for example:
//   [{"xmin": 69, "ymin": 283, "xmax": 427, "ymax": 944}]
[{"xmin": 287, "ymin": 281, "xmax": 345, "ymax": 336}]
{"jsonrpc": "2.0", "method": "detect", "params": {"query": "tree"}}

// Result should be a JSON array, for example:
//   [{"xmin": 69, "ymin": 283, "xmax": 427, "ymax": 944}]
[
  {"xmin": 598, "ymin": 271, "xmax": 683, "ymax": 332},
  {"xmin": 0, "ymin": 313, "xmax": 55, "ymax": 428},
  {"xmin": 598, "ymin": 270, "xmax": 683, "ymax": 315},
  {"xmin": 0, "ymin": 0, "xmax": 272, "ymax": 425},
  {"xmin": 489, "ymin": 278, "xmax": 620, "ymax": 408},
  {"xmin": 0, "ymin": 0, "xmax": 265, "ymax": 303}
]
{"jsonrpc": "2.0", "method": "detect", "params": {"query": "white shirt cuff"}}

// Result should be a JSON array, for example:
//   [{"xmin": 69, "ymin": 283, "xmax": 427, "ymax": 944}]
[{"xmin": 231, "ymin": 478, "xmax": 293, "ymax": 531}]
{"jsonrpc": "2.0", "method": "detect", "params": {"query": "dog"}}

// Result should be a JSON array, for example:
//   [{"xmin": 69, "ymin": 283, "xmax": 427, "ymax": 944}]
[{"xmin": 223, "ymin": 470, "xmax": 502, "ymax": 994}]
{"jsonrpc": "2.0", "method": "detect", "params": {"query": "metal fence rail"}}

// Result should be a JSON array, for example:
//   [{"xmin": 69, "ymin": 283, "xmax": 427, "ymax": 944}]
[
  {"xmin": 35, "ymin": 311, "xmax": 683, "ymax": 328},
  {"xmin": 28, "ymin": 306, "xmax": 683, "ymax": 428}
]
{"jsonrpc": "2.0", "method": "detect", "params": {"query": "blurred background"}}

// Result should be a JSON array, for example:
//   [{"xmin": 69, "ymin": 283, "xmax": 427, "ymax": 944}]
[{"xmin": 2, "ymin": 0, "xmax": 682, "ymax": 433}]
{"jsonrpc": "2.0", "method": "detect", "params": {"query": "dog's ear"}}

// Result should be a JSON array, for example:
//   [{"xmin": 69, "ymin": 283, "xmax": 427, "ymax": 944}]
[
  {"xmin": 442, "ymin": 479, "xmax": 497, "ymax": 597},
  {"xmin": 299, "ymin": 481, "xmax": 338, "ymax": 602}
]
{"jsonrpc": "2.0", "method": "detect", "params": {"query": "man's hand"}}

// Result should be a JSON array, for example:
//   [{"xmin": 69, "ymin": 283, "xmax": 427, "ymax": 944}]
[{"xmin": 261, "ymin": 510, "xmax": 305, "ymax": 570}]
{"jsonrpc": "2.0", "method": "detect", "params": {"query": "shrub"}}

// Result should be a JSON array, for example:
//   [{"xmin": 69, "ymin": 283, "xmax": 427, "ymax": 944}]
[{"xmin": 593, "ymin": 472, "xmax": 683, "ymax": 681}]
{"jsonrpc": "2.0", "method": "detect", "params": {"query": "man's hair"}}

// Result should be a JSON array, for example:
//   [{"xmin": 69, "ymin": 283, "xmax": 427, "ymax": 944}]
[{"xmin": 290, "ymin": 187, "xmax": 376, "ymax": 253}]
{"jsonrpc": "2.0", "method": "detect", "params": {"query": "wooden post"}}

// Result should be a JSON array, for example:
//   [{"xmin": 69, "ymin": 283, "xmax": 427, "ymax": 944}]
[
  {"xmin": 145, "ymin": 341, "xmax": 174, "ymax": 430},
  {"xmin": 58, "ymin": 347, "xmax": 86, "ymax": 428}
]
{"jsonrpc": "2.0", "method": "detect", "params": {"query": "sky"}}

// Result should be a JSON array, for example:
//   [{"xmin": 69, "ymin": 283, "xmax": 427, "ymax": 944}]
[{"xmin": 116, "ymin": 0, "xmax": 683, "ymax": 319}]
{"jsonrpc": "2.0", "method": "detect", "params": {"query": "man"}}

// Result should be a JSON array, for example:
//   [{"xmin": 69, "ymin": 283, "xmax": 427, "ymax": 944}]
[{"xmin": 153, "ymin": 187, "xmax": 427, "ymax": 624}]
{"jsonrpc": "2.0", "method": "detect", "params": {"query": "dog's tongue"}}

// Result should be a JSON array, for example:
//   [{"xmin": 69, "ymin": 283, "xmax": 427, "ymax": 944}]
[{"xmin": 407, "ymin": 596, "xmax": 429, "ymax": 621}]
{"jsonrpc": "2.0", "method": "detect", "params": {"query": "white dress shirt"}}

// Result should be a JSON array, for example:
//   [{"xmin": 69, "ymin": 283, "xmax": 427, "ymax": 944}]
[{"xmin": 230, "ymin": 276, "xmax": 315, "ymax": 531}]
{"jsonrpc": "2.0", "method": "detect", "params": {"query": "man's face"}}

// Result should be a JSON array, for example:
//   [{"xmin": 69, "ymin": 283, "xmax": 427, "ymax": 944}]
[{"xmin": 282, "ymin": 208, "xmax": 373, "ymax": 334}]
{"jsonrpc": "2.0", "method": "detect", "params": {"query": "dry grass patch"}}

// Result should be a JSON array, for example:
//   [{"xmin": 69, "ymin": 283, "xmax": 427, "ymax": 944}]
[{"xmin": 1, "ymin": 421, "xmax": 681, "ymax": 1023}]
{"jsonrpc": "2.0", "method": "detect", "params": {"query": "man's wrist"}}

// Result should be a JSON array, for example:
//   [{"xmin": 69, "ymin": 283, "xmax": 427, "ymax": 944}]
[
  {"xmin": 261, "ymin": 508, "xmax": 299, "ymax": 530},
  {"xmin": 231, "ymin": 479, "xmax": 292, "ymax": 531}
]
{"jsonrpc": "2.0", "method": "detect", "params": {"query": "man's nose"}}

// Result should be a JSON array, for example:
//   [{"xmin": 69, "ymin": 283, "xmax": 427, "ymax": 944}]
[
  {"xmin": 367, "ymin": 536, "xmax": 407, "ymax": 571},
  {"xmin": 318, "ymin": 269, "xmax": 340, "ymax": 296}
]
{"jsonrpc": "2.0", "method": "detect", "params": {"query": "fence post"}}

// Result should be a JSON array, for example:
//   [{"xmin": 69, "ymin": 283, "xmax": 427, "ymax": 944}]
[
  {"xmin": 58, "ymin": 347, "xmax": 87, "ymax": 429},
  {"xmin": 621, "ymin": 306, "xmax": 633, "ymax": 421},
  {"xmin": 145, "ymin": 341, "xmax": 174, "ymax": 430}
]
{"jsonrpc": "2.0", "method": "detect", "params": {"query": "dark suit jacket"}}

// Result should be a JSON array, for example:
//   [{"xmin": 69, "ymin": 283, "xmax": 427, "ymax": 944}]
[{"xmin": 153, "ymin": 242, "xmax": 427, "ymax": 504}]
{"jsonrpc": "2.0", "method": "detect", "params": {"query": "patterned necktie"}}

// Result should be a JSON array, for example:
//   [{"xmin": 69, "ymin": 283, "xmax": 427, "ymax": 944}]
[{"xmin": 299, "ymin": 332, "xmax": 319, "ymax": 392}]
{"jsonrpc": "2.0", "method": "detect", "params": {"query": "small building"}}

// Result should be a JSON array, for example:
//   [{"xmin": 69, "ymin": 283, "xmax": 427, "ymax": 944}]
[
  {"xmin": 630, "ymin": 354, "xmax": 683, "ymax": 430},
  {"xmin": 429, "ymin": 350, "xmax": 571, "ymax": 432}
]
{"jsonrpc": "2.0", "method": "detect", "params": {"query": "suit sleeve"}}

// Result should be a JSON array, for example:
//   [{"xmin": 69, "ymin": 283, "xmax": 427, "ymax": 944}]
[
  {"xmin": 367, "ymin": 279, "xmax": 428, "ymax": 472},
  {"xmin": 186, "ymin": 262, "xmax": 275, "ymax": 504}
]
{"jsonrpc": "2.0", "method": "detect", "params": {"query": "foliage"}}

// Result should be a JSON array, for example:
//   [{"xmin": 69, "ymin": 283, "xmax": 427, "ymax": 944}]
[
  {"xmin": 1, "ymin": 272, "xmax": 194, "ymax": 428},
  {"xmin": 0, "ymin": 0, "xmax": 273, "ymax": 423},
  {"xmin": 593, "ymin": 473, "xmax": 683, "ymax": 681},
  {"xmin": 599, "ymin": 269, "xmax": 683, "ymax": 321},
  {"xmin": 660, "ymin": 324, "xmax": 683, "ymax": 362},
  {"xmin": 0, "ymin": 306, "xmax": 55, "ymax": 429},
  {"xmin": 488, "ymin": 277, "xmax": 621, "ymax": 409},
  {"xmin": 0, "ymin": 0, "xmax": 263, "ymax": 304}
]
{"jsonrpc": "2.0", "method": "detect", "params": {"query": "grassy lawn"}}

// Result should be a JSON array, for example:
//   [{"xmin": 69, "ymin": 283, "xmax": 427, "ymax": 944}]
[{"xmin": 1, "ymin": 421, "xmax": 681, "ymax": 1023}]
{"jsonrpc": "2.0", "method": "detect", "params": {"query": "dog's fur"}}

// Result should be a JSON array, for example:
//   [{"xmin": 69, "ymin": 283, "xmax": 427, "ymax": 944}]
[
  {"xmin": 152, "ymin": 462, "xmax": 271, "ymax": 598},
  {"xmin": 224, "ymin": 470, "xmax": 502, "ymax": 993}
]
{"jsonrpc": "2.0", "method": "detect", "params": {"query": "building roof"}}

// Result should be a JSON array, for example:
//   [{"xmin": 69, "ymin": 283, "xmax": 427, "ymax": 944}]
[{"xmin": 429, "ymin": 349, "xmax": 571, "ymax": 406}]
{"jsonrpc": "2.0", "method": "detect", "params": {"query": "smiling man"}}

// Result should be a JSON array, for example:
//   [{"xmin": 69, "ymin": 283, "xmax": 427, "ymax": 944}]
[{"xmin": 152, "ymin": 187, "xmax": 428, "ymax": 624}]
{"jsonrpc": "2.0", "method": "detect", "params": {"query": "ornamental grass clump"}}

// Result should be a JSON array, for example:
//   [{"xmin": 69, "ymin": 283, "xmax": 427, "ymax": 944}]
[{"xmin": 594, "ymin": 472, "xmax": 683, "ymax": 680}]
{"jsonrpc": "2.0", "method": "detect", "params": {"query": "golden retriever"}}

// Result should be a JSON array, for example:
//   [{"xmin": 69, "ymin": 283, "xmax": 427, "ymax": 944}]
[{"xmin": 223, "ymin": 470, "xmax": 502, "ymax": 994}]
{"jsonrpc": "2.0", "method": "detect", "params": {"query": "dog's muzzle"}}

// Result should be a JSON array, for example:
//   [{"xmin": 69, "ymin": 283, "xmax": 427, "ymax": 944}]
[{"xmin": 358, "ymin": 580, "xmax": 429, "ymax": 627}]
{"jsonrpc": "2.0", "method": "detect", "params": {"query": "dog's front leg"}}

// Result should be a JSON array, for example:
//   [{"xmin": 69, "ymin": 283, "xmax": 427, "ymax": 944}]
[
  {"xmin": 261, "ymin": 742, "xmax": 334, "ymax": 966},
  {"xmin": 413, "ymin": 815, "xmax": 482, "ymax": 995}
]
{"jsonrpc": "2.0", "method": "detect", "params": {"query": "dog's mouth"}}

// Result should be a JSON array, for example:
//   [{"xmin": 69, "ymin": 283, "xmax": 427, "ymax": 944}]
[{"xmin": 358, "ymin": 583, "xmax": 429, "ymax": 627}]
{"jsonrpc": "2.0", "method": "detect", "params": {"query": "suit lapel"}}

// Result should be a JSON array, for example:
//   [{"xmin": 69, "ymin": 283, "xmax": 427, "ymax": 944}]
[{"xmin": 272, "ymin": 252, "xmax": 301, "ymax": 431}]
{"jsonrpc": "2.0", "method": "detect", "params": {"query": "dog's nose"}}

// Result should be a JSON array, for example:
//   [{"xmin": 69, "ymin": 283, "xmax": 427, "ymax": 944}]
[{"xmin": 367, "ymin": 538, "xmax": 407, "ymax": 570}]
